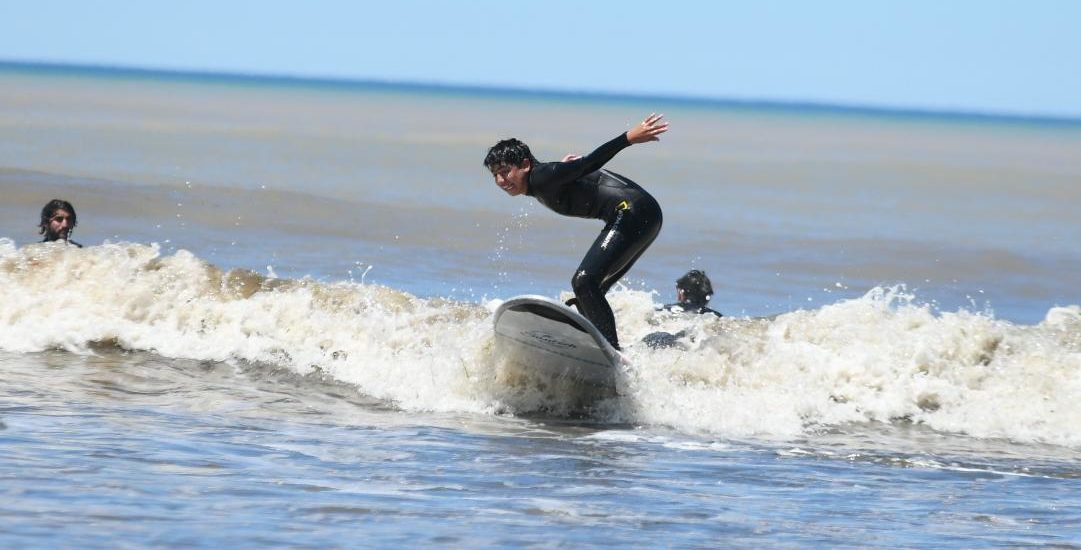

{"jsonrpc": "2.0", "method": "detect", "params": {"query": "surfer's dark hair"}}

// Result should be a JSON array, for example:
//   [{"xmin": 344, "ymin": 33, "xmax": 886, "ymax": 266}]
[
  {"xmin": 39, "ymin": 199, "xmax": 78, "ymax": 236},
  {"xmin": 677, "ymin": 269, "xmax": 713, "ymax": 307},
  {"xmin": 483, "ymin": 138, "xmax": 537, "ymax": 170}
]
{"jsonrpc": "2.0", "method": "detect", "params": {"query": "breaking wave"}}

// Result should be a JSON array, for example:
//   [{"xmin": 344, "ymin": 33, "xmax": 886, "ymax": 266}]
[{"xmin": 2, "ymin": 238, "xmax": 1079, "ymax": 447}]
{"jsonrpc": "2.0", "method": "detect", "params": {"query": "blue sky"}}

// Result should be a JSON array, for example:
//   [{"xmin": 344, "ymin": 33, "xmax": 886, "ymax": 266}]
[{"xmin": 2, "ymin": 1, "xmax": 1079, "ymax": 117}]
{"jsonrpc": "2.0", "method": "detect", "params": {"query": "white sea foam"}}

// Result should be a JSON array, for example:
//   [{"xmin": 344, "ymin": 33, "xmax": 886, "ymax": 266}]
[
  {"xmin": 2, "ymin": 242, "xmax": 1079, "ymax": 447},
  {"xmin": 613, "ymin": 286, "xmax": 1081, "ymax": 446}
]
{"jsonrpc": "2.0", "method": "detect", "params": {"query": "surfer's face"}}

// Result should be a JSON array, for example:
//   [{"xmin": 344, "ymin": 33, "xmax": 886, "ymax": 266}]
[
  {"xmin": 46, "ymin": 209, "xmax": 74, "ymax": 241},
  {"xmin": 491, "ymin": 161, "xmax": 530, "ymax": 197}
]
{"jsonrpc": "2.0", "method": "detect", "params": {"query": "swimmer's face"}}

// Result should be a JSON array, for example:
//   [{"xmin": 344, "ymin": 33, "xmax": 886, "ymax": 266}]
[
  {"xmin": 490, "ymin": 161, "xmax": 530, "ymax": 197},
  {"xmin": 46, "ymin": 209, "xmax": 74, "ymax": 241}
]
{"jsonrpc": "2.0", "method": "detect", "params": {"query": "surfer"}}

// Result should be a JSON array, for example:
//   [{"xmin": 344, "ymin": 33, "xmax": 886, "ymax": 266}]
[
  {"xmin": 484, "ymin": 113, "xmax": 668, "ymax": 350},
  {"xmin": 39, "ymin": 199, "xmax": 83, "ymax": 247}
]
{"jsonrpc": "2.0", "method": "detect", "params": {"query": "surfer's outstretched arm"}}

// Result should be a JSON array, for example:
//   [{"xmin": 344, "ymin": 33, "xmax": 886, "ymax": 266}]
[{"xmin": 547, "ymin": 114, "xmax": 669, "ymax": 182}]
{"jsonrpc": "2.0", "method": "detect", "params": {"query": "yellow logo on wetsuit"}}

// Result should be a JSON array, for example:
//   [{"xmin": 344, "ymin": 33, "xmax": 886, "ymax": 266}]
[{"xmin": 616, "ymin": 200, "xmax": 631, "ymax": 212}]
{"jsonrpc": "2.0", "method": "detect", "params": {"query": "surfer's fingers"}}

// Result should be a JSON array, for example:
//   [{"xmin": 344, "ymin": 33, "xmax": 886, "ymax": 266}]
[
  {"xmin": 639, "ymin": 115, "xmax": 668, "ymax": 135},
  {"xmin": 628, "ymin": 114, "xmax": 668, "ymax": 143}
]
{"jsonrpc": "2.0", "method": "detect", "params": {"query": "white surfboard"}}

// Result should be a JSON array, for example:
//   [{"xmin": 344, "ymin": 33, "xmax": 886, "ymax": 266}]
[{"xmin": 493, "ymin": 295, "xmax": 621, "ymax": 391}]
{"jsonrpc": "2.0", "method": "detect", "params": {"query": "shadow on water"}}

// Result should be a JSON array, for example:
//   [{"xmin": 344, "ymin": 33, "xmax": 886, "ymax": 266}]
[
  {"xmin": 1, "ymin": 346, "xmax": 622, "ymax": 440},
  {"xmin": 2, "ymin": 347, "xmax": 396, "ymax": 423}
]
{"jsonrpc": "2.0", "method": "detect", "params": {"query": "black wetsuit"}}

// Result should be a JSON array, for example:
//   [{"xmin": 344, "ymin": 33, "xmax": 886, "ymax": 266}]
[
  {"xmin": 661, "ymin": 302, "xmax": 723, "ymax": 317},
  {"xmin": 526, "ymin": 132, "xmax": 663, "ymax": 349},
  {"xmin": 42, "ymin": 237, "xmax": 83, "ymax": 248}
]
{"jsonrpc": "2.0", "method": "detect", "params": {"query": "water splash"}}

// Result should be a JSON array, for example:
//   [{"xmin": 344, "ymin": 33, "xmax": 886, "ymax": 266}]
[{"xmin": 2, "ymin": 242, "xmax": 1079, "ymax": 447}]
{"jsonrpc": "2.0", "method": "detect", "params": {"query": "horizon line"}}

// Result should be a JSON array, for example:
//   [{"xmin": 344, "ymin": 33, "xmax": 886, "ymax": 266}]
[{"xmin": 3, "ymin": 59, "xmax": 1080, "ymax": 127}]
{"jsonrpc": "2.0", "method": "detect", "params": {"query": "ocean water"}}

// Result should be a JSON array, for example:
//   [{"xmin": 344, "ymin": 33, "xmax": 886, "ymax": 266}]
[{"xmin": 2, "ymin": 63, "xmax": 1080, "ymax": 547}]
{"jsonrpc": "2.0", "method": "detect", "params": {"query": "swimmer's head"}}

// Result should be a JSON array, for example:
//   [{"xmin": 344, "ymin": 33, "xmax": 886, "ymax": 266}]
[
  {"xmin": 39, "ymin": 199, "xmax": 78, "ymax": 242},
  {"xmin": 676, "ymin": 269, "xmax": 713, "ymax": 308}
]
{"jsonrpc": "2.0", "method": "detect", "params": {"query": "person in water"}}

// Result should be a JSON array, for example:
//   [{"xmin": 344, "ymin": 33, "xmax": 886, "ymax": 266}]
[
  {"xmin": 642, "ymin": 270, "xmax": 723, "ymax": 349},
  {"xmin": 39, "ymin": 199, "xmax": 83, "ymax": 247},
  {"xmin": 662, "ymin": 269, "xmax": 723, "ymax": 317},
  {"xmin": 484, "ymin": 113, "xmax": 669, "ymax": 350}
]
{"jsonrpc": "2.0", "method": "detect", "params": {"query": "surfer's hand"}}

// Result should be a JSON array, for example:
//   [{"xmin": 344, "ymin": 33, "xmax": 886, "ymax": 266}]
[
  {"xmin": 626, "ymin": 113, "xmax": 668, "ymax": 144},
  {"xmin": 561, "ymin": 154, "xmax": 581, "ymax": 162}
]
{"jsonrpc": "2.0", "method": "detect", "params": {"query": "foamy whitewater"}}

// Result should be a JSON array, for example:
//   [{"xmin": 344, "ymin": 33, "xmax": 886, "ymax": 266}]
[
  {"xmin": 2, "ymin": 64, "xmax": 1080, "ymax": 547},
  {"xmin": 3, "ymin": 239, "xmax": 1079, "ymax": 446}
]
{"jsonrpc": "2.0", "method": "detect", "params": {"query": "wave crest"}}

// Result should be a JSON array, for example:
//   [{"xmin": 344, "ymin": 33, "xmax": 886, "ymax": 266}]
[{"xmin": 2, "ymin": 243, "xmax": 1079, "ymax": 446}]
